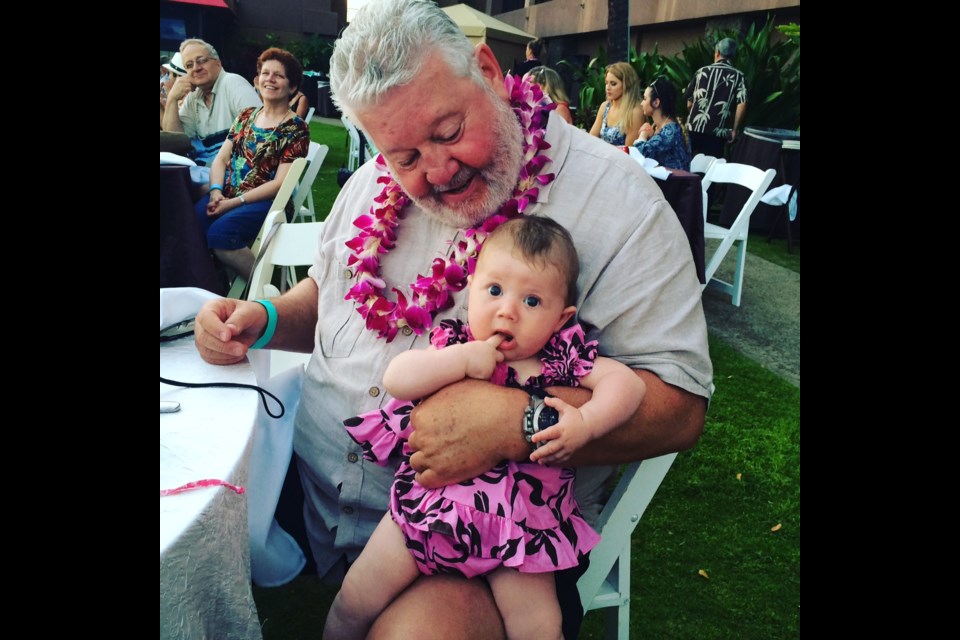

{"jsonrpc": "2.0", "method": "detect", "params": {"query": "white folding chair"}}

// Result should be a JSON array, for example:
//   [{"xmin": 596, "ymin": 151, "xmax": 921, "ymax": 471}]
[
  {"xmin": 247, "ymin": 220, "xmax": 325, "ymax": 300},
  {"xmin": 342, "ymin": 115, "xmax": 362, "ymax": 171},
  {"xmin": 304, "ymin": 106, "xmax": 315, "ymax": 124},
  {"xmin": 246, "ymin": 218, "xmax": 325, "ymax": 376},
  {"xmin": 227, "ymin": 157, "xmax": 309, "ymax": 299},
  {"xmin": 701, "ymin": 162, "xmax": 777, "ymax": 306},
  {"xmin": 689, "ymin": 153, "xmax": 722, "ymax": 175},
  {"xmin": 689, "ymin": 154, "xmax": 725, "ymax": 222},
  {"xmin": 578, "ymin": 454, "xmax": 678, "ymax": 640},
  {"xmin": 293, "ymin": 142, "xmax": 330, "ymax": 223}
]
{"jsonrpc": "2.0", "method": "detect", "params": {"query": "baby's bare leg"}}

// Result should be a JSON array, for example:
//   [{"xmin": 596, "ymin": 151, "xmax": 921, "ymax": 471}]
[
  {"xmin": 323, "ymin": 513, "xmax": 420, "ymax": 640},
  {"xmin": 486, "ymin": 567, "xmax": 563, "ymax": 640}
]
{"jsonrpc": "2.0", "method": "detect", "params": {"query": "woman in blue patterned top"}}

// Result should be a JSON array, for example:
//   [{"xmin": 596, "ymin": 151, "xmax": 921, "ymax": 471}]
[{"xmin": 633, "ymin": 77, "xmax": 691, "ymax": 171}]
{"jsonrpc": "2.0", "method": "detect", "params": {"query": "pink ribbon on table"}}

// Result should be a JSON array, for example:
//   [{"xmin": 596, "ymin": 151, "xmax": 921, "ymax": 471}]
[{"xmin": 160, "ymin": 478, "xmax": 246, "ymax": 496}]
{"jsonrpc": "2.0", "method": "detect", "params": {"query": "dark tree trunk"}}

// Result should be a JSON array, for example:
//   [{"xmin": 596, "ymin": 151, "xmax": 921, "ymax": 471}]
[{"xmin": 607, "ymin": 0, "xmax": 630, "ymax": 62}]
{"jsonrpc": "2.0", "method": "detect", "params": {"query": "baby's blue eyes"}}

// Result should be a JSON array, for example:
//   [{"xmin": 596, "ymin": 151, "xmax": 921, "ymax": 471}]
[{"xmin": 486, "ymin": 286, "xmax": 539, "ymax": 307}]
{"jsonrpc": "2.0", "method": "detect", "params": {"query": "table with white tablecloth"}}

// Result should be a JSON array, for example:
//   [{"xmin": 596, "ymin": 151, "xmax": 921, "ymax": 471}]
[{"xmin": 160, "ymin": 338, "xmax": 262, "ymax": 640}]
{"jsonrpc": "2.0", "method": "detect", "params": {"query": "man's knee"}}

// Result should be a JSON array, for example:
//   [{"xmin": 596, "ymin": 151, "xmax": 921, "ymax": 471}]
[{"xmin": 367, "ymin": 575, "xmax": 505, "ymax": 640}]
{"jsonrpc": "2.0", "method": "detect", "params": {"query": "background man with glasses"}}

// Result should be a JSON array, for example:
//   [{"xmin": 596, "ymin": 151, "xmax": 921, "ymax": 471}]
[{"xmin": 162, "ymin": 38, "xmax": 260, "ymax": 179}]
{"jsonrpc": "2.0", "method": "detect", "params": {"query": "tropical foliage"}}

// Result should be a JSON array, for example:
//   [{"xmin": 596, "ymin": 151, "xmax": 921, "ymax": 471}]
[
  {"xmin": 559, "ymin": 49, "xmax": 608, "ymax": 130},
  {"xmin": 560, "ymin": 15, "xmax": 800, "ymax": 132},
  {"xmin": 248, "ymin": 33, "xmax": 337, "ymax": 74}
]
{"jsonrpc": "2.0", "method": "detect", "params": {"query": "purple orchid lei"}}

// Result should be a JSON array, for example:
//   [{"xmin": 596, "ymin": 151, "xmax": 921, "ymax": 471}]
[{"xmin": 344, "ymin": 74, "xmax": 556, "ymax": 342}]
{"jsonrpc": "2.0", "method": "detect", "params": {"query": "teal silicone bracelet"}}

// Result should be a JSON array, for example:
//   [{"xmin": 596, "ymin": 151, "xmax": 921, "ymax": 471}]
[
  {"xmin": 209, "ymin": 183, "xmax": 223, "ymax": 191},
  {"xmin": 250, "ymin": 299, "xmax": 278, "ymax": 350}
]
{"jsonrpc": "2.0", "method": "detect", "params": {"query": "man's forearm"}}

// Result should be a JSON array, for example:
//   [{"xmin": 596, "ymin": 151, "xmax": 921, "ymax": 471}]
[
  {"xmin": 262, "ymin": 277, "xmax": 320, "ymax": 353},
  {"xmin": 733, "ymin": 102, "xmax": 747, "ymax": 133},
  {"xmin": 162, "ymin": 103, "xmax": 185, "ymax": 133}
]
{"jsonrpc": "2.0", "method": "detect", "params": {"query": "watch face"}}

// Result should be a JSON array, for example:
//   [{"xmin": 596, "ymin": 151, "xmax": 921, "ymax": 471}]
[{"xmin": 539, "ymin": 406, "xmax": 560, "ymax": 429}]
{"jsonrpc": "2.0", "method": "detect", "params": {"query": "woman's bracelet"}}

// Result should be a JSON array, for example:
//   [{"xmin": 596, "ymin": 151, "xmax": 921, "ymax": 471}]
[
  {"xmin": 209, "ymin": 183, "xmax": 223, "ymax": 192},
  {"xmin": 239, "ymin": 193, "xmax": 247, "ymax": 205},
  {"xmin": 250, "ymin": 299, "xmax": 278, "ymax": 350}
]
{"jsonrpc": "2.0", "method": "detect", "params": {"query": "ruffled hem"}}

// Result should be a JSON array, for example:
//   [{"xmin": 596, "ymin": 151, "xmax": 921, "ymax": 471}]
[{"xmin": 392, "ymin": 492, "xmax": 600, "ymax": 577}]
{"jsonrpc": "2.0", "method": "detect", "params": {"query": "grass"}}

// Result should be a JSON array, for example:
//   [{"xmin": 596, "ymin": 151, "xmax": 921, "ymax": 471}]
[
  {"xmin": 580, "ymin": 337, "xmax": 800, "ymax": 638},
  {"xmin": 253, "ymin": 336, "xmax": 801, "ymax": 639},
  {"xmin": 305, "ymin": 120, "xmax": 350, "ymax": 222},
  {"xmin": 747, "ymin": 233, "xmax": 799, "ymax": 273}
]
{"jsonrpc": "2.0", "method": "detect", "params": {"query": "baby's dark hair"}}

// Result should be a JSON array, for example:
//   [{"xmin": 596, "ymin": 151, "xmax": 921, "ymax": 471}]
[{"xmin": 485, "ymin": 216, "xmax": 579, "ymax": 305}]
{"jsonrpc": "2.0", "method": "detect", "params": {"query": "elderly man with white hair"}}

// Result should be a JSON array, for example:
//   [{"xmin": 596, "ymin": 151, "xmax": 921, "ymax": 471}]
[
  {"xmin": 162, "ymin": 38, "xmax": 260, "ymax": 173},
  {"xmin": 194, "ymin": 1, "xmax": 712, "ymax": 637}
]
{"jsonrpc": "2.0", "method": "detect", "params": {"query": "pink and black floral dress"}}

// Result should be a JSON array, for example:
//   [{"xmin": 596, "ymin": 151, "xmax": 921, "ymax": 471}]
[{"xmin": 344, "ymin": 319, "xmax": 601, "ymax": 578}]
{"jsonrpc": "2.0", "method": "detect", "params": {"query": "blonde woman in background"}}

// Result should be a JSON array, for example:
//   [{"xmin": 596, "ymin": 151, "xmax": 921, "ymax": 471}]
[
  {"xmin": 525, "ymin": 66, "xmax": 573, "ymax": 125},
  {"xmin": 589, "ymin": 61, "xmax": 643, "ymax": 147}
]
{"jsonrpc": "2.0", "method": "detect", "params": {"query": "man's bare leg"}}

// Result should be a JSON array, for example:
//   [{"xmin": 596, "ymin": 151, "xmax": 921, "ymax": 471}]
[
  {"xmin": 367, "ymin": 574, "xmax": 506, "ymax": 640},
  {"xmin": 324, "ymin": 513, "xmax": 420, "ymax": 640}
]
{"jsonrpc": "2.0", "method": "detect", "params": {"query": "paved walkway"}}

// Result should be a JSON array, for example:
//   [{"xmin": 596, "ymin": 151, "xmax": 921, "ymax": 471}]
[{"xmin": 701, "ymin": 246, "xmax": 800, "ymax": 387}]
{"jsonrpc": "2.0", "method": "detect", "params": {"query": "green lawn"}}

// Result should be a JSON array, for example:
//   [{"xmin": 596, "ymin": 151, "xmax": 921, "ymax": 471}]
[
  {"xmin": 746, "ymin": 233, "xmax": 799, "ymax": 273},
  {"xmin": 305, "ymin": 120, "xmax": 350, "ymax": 221},
  {"xmin": 579, "ymin": 337, "xmax": 800, "ymax": 638}
]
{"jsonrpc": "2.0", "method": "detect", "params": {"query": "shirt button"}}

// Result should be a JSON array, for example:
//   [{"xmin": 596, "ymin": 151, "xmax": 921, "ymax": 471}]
[
  {"xmin": 344, "ymin": 268, "xmax": 353, "ymax": 279},
  {"xmin": 347, "ymin": 453, "xmax": 359, "ymax": 463},
  {"xmin": 401, "ymin": 326, "xmax": 413, "ymax": 336},
  {"xmin": 342, "ymin": 506, "xmax": 354, "ymax": 514},
  {"xmin": 368, "ymin": 386, "xmax": 380, "ymax": 397}
]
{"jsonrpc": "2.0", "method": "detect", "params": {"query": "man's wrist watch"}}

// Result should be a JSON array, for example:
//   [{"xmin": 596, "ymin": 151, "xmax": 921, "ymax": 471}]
[{"xmin": 523, "ymin": 392, "xmax": 560, "ymax": 449}]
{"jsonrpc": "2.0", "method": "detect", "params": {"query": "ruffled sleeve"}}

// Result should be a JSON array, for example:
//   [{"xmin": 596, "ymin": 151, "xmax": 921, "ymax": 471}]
[
  {"xmin": 538, "ymin": 323, "xmax": 598, "ymax": 386},
  {"xmin": 343, "ymin": 398, "xmax": 415, "ymax": 465}
]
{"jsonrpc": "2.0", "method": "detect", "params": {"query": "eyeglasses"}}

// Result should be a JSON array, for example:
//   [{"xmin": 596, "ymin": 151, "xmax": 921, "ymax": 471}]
[{"xmin": 184, "ymin": 56, "xmax": 213, "ymax": 70}]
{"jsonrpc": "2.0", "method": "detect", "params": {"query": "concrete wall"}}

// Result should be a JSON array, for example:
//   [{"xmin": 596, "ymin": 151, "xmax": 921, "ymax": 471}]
[
  {"xmin": 492, "ymin": 0, "xmax": 799, "ymax": 63},
  {"xmin": 498, "ymin": 0, "xmax": 799, "ymax": 37},
  {"xmin": 236, "ymin": 0, "xmax": 343, "ymax": 38}
]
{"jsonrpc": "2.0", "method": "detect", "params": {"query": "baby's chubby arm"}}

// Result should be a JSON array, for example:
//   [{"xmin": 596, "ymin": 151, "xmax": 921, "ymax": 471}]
[
  {"xmin": 383, "ymin": 334, "xmax": 505, "ymax": 401},
  {"xmin": 530, "ymin": 356, "xmax": 646, "ymax": 464}
]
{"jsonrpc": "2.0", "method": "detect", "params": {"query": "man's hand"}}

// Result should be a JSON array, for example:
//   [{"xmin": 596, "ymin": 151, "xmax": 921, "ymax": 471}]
[
  {"xmin": 461, "ymin": 334, "xmax": 504, "ymax": 380},
  {"xmin": 194, "ymin": 298, "xmax": 268, "ymax": 365},
  {"xmin": 407, "ymin": 380, "xmax": 529, "ymax": 488},
  {"xmin": 167, "ymin": 75, "xmax": 194, "ymax": 103}
]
